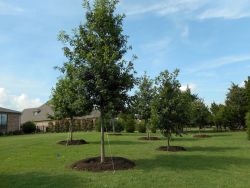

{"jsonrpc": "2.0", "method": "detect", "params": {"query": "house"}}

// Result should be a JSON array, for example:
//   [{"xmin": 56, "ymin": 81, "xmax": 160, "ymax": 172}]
[
  {"xmin": 0, "ymin": 107, "xmax": 21, "ymax": 134},
  {"xmin": 21, "ymin": 104, "xmax": 100, "ymax": 132}
]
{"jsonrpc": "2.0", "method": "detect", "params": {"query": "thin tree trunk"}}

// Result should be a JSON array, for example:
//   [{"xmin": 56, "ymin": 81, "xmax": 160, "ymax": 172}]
[
  {"xmin": 70, "ymin": 118, "xmax": 74, "ymax": 142},
  {"xmin": 112, "ymin": 118, "xmax": 115, "ymax": 133},
  {"xmin": 146, "ymin": 120, "xmax": 150, "ymax": 140},
  {"xmin": 100, "ymin": 112, "xmax": 105, "ymax": 163},
  {"xmin": 167, "ymin": 134, "xmax": 170, "ymax": 150}
]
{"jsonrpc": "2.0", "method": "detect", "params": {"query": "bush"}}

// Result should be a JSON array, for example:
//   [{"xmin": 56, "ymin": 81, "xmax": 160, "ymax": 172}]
[
  {"xmin": 124, "ymin": 115, "xmax": 136, "ymax": 133},
  {"xmin": 95, "ymin": 118, "xmax": 112, "ymax": 132},
  {"xmin": 246, "ymin": 112, "xmax": 250, "ymax": 140},
  {"xmin": 150, "ymin": 123, "xmax": 157, "ymax": 133},
  {"xmin": 136, "ymin": 120, "xmax": 146, "ymax": 133},
  {"xmin": 114, "ymin": 119, "xmax": 124, "ymax": 132},
  {"xmin": 22, "ymin": 121, "xmax": 36, "ymax": 134}
]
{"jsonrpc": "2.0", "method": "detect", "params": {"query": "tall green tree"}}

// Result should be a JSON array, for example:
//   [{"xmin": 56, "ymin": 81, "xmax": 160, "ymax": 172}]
[
  {"xmin": 134, "ymin": 72, "xmax": 155, "ymax": 138},
  {"xmin": 51, "ymin": 64, "xmax": 92, "ymax": 142},
  {"xmin": 153, "ymin": 70, "xmax": 191, "ymax": 148},
  {"xmin": 245, "ymin": 76, "xmax": 250, "ymax": 110},
  {"xmin": 58, "ymin": 0, "xmax": 136, "ymax": 162}
]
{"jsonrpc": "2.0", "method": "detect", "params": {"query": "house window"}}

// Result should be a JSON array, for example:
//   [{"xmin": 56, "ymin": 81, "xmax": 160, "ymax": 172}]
[{"xmin": 0, "ymin": 113, "xmax": 8, "ymax": 127}]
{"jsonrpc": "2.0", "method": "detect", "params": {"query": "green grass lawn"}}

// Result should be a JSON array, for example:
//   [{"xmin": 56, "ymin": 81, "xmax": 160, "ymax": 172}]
[{"xmin": 0, "ymin": 131, "xmax": 250, "ymax": 188}]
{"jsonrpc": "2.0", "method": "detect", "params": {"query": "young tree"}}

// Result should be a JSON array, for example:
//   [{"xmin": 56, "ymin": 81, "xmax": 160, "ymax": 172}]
[
  {"xmin": 51, "ymin": 64, "xmax": 92, "ymax": 142},
  {"xmin": 210, "ymin": 102, "xmax": 226, "ymax": 131},
  {"xmin": 58, "ymin": 0, "xmax": 136, "ymax": 162},
  {"xmin": 134, "ymin": 72, "xmax": 155, "ymax": 139},
  {"xmin": 153, "ymin": 69, "xmax": 191, "ymax": 148}
]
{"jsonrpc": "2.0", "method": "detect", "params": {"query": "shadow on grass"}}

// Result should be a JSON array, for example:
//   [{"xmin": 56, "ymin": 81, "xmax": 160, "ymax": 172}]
[
  {"xmin": 136, "ymin": 154, "xmax": 250, "ymax": 171},
  {"xmin": 0, "ymin": 172, "xmax": 83, "ymax": 188},
  {"xmin": 90, "ymin": 140, "xmax": 145, "ymax": 145},
  {"xmin": 187, "ymin": 146, "xmax": 239, "ymax": 152}
]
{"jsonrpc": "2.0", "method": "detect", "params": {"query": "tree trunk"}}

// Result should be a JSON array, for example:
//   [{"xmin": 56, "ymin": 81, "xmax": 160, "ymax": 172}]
[
  {"xmin": 70, "ymin": 118, "xmax": 74, "ymax": 142},
  {"xmin": 167, "ymin": 134, "xmax": 170, "ymax": 150},
  {"xmin": 146, "ymin": 120, "xmax": 150, "ymax": 140},
  {"xmin": 100, "ymin": 112, "xmax": 105, "ymax": 163},
  {"xmin": 112, "ymin": 118, "xmax": 115, "ymax": 133}
]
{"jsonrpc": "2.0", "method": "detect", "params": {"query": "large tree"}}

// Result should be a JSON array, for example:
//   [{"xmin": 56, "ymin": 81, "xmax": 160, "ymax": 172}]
[
  {"xmin": 153, "ymin": 70, "xmax": 192, "ymax": 148},
  {"xmin": 58, "ymin": 0, "xmax": 136, "ymax": 163},
  {"xmin": 134, "ymin": 72, "xmax": 155, "ymax": 139}
]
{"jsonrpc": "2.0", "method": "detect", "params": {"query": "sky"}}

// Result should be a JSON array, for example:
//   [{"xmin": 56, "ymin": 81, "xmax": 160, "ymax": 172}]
[{"xmin": 0, "ymin": 0, "xmax": 250, "ymax": 111}]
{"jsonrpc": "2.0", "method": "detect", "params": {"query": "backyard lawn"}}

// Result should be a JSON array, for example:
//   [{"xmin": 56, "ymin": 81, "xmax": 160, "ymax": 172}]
[{"xmin": 0, "ymin": 131, "xmax": 250, "ymax": 188}]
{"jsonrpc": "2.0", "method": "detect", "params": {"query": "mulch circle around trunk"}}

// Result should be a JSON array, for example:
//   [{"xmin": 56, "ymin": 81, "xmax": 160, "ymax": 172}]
[
  {"xmin": 71, "ymin": 157, "xmax": 135, "ymax": 172},
  {"xmin": 107, "ymin": 133, "xmax": 123, "ymax": 136},
  {"xmin": 193, "ymin": 134, "xmax": 211, "ymax": 138},
  {"xmin": 157, "ymin": 146, "xmax": 186, "ymax": 152},
  {"xmin": 139, "ymin": 137, "xmax": 161, "ymax": 141},
  {"xmin": 57, "ymin": 139, "xmax": 88, "ymax": 145}
]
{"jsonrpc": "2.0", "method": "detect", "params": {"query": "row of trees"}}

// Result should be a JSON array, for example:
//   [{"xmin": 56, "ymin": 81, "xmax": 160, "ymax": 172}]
[{"xmin": 51, "ymin": 0, "xmax": 250, "ymax": 164}]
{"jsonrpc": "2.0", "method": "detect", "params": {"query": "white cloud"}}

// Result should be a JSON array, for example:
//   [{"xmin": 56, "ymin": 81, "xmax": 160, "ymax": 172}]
[
  {"xmin": 121, "ymin": 0, "xmax": 250, "ymax": 20},
  {"xmin": 0, "ymin": 1, "xmax": 24, "ymax": 15},
  {"xmin": 187, "ymin": 54, "xmax": 250, "ymax": 73},
  {"xmin": 0, "ymin": 87, "xmax": 42, "ymax": 111},
  {"xmin": 180, "ymin": 83, "xmax": 197, "ymax": 92}
]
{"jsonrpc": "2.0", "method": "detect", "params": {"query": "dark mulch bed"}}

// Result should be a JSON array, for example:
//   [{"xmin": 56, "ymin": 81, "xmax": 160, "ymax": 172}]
[
  {"xmin": 107, "ymin": 133, "xmax": 123, "ymax": 136},
  {"xmin": 157, "ymin": 146, "xmax": 186, "ymax": 152},
  {"xmin": 71, "ymin": 157, "xmax": 135, "ymax": 172},
  {"xmin": 139, "ymin": 137, "xmax": 161, "ymax": 141},
  {"xmin": 193, "ymin": 134, "xmax": 211, "ymax": 138},
  {"xmin": 57, "ymin": 139, "xmax": 88, "ymax": 145}
]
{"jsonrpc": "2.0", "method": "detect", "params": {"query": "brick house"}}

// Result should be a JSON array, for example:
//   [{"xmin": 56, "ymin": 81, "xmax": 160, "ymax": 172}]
[
  {"xmin": 0, "ymin": 107, "xmax": 21, "ymax": 134},
  {"xmin": 21, "ymin": 104, "xmax": 100, "ymax": 132}
]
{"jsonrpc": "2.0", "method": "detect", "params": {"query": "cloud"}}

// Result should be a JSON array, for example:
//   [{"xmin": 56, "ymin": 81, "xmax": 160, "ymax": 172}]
[
  {"xmin": 180, "ymin": 83, "xmax": 197, "ymax": 92},
  {"xmin": 187, "ymin": 54, "xmax": 250, "ymax": 73},
  {"xmin": 141, "ymin": 37, "xmax": 172, "ymax": 53},
  {"xmin": 0, "ymin": 1, "xmax": 24, "ymax": 15},
  {"xmin": 0, "ymin": 87, "xmax": 42, "ymax": 111},
  {"xmin": 121, "ymin": 0, "xmax": 250, "ymax": 20}
]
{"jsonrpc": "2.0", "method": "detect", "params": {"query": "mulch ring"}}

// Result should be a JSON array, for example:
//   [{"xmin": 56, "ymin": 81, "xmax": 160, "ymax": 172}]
[
  {"xmin": 71, "ymin": 157, "xmax": 135, "ymax": 172},
  {"xmin": 193, "ymin": 134, "xmax": 211, "ymax": 138},
  {"xmin": 57, "ymin": 139, "xmax": 88, "ymax": 145},
  {"xmin": 157, "ymin": 146, "xmax": 186, "ymax": 152},
  {"xmin": 139, "ymin": 137, "xmax": 161, "ymax": 141},
  {"xmin": 107, "ymin": 133, "xmax": 123, "ymax": 136}
]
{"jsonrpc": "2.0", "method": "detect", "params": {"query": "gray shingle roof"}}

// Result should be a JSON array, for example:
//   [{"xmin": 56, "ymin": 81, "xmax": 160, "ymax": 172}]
[
  {"xmin": 21, "ymin": 104, "xmax": 54, "ymax": 124},
  {"xmin": 0, "ymin": 107, "xmax": 21, "ymax": 114},
  {"xmin": 21, "ymin": 104, "xmax": 100, "ymax": 124}
]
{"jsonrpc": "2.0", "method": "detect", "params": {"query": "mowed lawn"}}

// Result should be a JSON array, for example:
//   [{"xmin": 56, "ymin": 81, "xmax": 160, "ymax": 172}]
[{"xmin": 0, "ymin": 131, "xmax": 250, "ymax": 188}]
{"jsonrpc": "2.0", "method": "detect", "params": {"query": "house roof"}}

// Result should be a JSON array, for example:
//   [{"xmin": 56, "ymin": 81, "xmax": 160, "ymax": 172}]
[
  {"xmin": 21, "ymin": 103, "xmax": 100, "ymax": 124},
  {"xmin": 0, "ymin": 107, "xmax": 21, "ymax": 114},
  {"xmin": 21, "ymin": 104, "xmax": 54, "ymax": 124}
]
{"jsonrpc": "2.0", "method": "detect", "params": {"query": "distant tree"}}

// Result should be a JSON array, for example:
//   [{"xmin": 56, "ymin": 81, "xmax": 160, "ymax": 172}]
[
  {"xmin": 51, "ymin": 65, "xmax": 92, "ymax": 141},
  {"xmin": 191, "ymin": 99, "xmax": 210, "ymax": 132},
  {"xmin": 58, "ymin": 0, "xmax": 136, "ymax": 162},
  {"xmin": 224, "ymin": 84, "xmax": 248, "ymax": 130},
  {"xmin": 246, "ymin": 112, "xmax": 250, "ymax": 140},
  {"xmin": 210, "ymin": 102, "xmax": 226, "ymax": 131},
  {"xmin": 153, "ymin": 70, "xmax": 191, "ymax": 148},
  {"xmin": 134, "ymin": 72, "xmax": 155, "ymax": 138},
  {"xmin": 245, "ymin": 77, "xmax": 250, "ymax": 109}
]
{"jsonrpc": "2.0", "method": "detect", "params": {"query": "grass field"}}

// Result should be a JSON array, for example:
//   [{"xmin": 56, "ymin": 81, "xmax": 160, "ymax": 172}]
[{"xmin": 0, "ymin": 131, "xmax": 250, "ymax": 188}]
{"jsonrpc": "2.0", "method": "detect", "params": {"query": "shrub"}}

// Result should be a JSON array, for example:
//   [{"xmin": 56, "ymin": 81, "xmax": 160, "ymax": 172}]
[
  {"xmin": 95, "ymin": 118, "xmax": 112, "ymax": 132},
  {"xmin": 150, "ymin": 123, "xmax": 157, "ymax": 133},
  {"xmin": 136, "ymin": 120, "xmax": 146, "ymax": 133},
  {"xmin": 114, "ymin": 119, "xmax": 124, "ymax": 132},
  {"xmin": 124, "ymin": 115, "xmax": 136, "ymax": 133},
  {"xmin": 246, "ymin": 112, "xmax": 250, "ymax": 140},
  {"xmin": 22, "ymin": 121, "xmax": 36, "ymax": 134}
]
